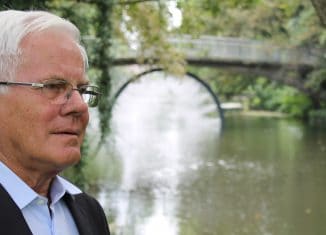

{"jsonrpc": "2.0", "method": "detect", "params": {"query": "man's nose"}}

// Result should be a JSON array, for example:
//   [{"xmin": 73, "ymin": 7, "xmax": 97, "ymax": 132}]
[{"xmin": 61, "ymin": 89, "xmax": 89, "ymax": 115}]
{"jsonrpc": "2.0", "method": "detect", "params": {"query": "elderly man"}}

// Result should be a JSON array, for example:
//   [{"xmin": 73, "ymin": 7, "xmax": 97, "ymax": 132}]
[{"xmin": 0, "ymin": 10, "xmax": 110, "ymax": 235}]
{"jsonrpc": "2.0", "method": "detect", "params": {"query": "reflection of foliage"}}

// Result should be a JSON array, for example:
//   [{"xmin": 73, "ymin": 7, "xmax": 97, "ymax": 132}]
[{"xmin": 309, "ymin": 109, "xmax": 326, "ymax": 125}]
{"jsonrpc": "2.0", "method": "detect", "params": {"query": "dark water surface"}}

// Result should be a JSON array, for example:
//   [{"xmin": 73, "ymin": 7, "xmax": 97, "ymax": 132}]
[
  {"xmin": 94, "ymin": 76, "xmax": 326, "ymax": 235},
  {"xmin": 97, "ymin": 114, "xmax": 326, "ymax": 235}
]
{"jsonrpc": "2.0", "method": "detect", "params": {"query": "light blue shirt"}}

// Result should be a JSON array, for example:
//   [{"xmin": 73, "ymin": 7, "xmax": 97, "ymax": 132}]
[{"xmin": 0, "ymin": 162, "xmax": 81, "ymax": 235}]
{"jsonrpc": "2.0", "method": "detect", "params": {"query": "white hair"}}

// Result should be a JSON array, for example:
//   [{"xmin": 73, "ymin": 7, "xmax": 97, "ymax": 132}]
[{"xmin": 0, "ymin": 10, "xmax": 88, "ymax": 93}]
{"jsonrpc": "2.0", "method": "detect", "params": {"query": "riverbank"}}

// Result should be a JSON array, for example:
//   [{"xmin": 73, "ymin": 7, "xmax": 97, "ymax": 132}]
[
  {"xmin": 224, "ymin": 109, "xmax": 326, "ymax": 128},
  {"xmin": 224, "ymin": 110, "xmax": 288, "ymax": 118}
]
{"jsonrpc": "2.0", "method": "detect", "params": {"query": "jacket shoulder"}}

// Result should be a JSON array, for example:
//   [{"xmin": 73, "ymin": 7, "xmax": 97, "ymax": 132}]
[{"xmin": 65, "ymin": 192, "xmax": 110, "ymax": 235}]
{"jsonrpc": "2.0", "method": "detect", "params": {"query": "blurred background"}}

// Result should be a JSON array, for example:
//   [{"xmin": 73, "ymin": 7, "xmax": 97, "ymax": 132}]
[{"xmin": 1, "ymin": 1, "xmax": 325, "ymax": 234}]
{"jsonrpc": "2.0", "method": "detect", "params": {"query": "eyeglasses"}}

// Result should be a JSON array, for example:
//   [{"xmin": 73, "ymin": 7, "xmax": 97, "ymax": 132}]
[{"xmin": 0, "ymin": 79, "xmax": 100, "ymax": 107}]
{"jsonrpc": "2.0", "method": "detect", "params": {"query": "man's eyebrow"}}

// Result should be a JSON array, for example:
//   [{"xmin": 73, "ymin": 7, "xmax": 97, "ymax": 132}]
[
  {"xmin": 43, "ymin": 76, "xmax": 90, "ymax": 85},
  {"xmin": 79, "ymin": 79, "xmax": 90, "ymax": 86},
  {"xmin": 42, "ymin": 76, "xmax": 66, "ymax": 81}
]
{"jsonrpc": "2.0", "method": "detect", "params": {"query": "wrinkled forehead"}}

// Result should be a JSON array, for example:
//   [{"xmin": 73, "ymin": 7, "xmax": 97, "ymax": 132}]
[
  {"xmin": 16, "ymin": 30, "xmax": 88, "ymax": 83},
  {"xmin": 20, "ymin": 29, "xmax": 87, "ymax": 72}
]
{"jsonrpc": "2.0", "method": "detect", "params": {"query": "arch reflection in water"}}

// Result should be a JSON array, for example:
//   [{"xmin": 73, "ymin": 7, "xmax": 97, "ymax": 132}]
[{"xmin": 106, "ymin": 72, "xmax": 222, "ymax": 235}]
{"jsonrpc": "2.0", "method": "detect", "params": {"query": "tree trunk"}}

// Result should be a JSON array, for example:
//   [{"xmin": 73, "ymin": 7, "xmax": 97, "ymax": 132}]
[{"xmin": 310, "ymin": 0, "xmax": 326, "ymax": 26}]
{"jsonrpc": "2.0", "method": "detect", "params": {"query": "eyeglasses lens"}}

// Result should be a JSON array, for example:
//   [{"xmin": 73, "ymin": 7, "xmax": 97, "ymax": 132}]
[
  {"xmin": 43, "ymin": 80, "xmax": 99, "ymax": 107},
  {"xmin": 80, "ymin": 86, "xmax": 100, "ymax": 107}
]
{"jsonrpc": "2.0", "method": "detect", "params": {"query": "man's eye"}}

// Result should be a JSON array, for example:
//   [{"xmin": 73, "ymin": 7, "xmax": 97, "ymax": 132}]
[
  {"xmin": 43, "ymin": 81, "xmax": 68, "ymax": 97},
  {"xmin": 78, "ymin": 86, "xmax": 87, "ymax": 94},
  {"xmin": 46, "ymin": 83, "xmax": 66, "ymax": 90}
]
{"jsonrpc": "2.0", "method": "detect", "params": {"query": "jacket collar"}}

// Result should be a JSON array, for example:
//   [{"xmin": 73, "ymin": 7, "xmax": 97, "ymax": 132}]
[
  {"xmin": 0, "ymin": 184, "xmax": 33, "ymax": 235},
  {"xmin": 64, "ymin": 193, "xmax": 92, "ymax": 235}
]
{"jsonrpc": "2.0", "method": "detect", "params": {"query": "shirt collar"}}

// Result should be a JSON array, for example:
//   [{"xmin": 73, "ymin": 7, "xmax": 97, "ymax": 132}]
[
  {"xmin": 50, "ymin": 176, "xmax": 82, "ymax": 204},
  {"xmin": 0, "ymin": 161, "xmax": 81, "ymax": 209}
]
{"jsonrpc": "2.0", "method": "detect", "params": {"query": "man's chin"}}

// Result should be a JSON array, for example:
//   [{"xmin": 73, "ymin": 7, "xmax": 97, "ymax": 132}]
[{"xmin": 53, "ymin": 148, "xmax": 82, "ymax": 169}]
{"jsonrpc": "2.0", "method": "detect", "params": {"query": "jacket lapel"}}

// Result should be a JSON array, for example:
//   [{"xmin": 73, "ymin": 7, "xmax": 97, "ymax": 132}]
[
  {"xmin": 64, "ymin": 193, "xmax": 93, "ymax": 235},
  {"xmin": 0, "ymin": 184, "xmax": 33, "ymax": 235}
]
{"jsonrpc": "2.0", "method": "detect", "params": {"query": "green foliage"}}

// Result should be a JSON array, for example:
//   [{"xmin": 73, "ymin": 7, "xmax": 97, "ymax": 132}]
[
  {"xmin": 277, "ymin": 89, "xmax": 312, "ymax": 117},
  {"xmin": 246, "ymin": 77, "xmax": 312, "ymax": 117},
  {"xmin": 305, "ymin": 67, "xmax": 326, "ymax": 98},
  {"xmin": 93, "ymin": 1, "xmax": 114, "ymax": 145},
  {"xmin": 0, "ymin": 0, "xmax": 46, "ymax": 10},
  {"xmin": 176, "ymin": 0, "xmax": 260, "ymax": 36},
  {"xmin": 46, "ymin": 1, "xmax": 98, "ymax": 35},
  {"xmin": 178, "ymin": 0, "xmax": 326, "ymax": 117},
  {"xmin": 113, "ymin": 0, "xmax": 186, "ymax": 74},
  {"xmin": 187, "ymin": 67, "xmax": 255, "ymax": 101},
  {"xmin": 177, "ymin": 0, "xmax": 323, "ymax": 44}
]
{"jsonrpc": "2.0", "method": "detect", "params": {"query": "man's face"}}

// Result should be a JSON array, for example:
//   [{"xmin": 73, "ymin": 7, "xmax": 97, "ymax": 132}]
[{"xmin": 0, "ymin": 30, "xmax": 89, "ymax": 175}]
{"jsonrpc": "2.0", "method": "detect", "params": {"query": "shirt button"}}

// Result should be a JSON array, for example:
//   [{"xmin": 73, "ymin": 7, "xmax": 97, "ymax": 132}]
[{"xmin": 36, "ymin": 198, "xmax": 47, "ymax": 205}]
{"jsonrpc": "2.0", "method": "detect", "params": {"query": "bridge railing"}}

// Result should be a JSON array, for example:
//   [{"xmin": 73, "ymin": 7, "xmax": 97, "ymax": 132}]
[
  {"xmin": 98, "ymin": 35, "xmax": 322, "ymax": 67},
  {"xmin": 167, "ymin": 35, "xmax": 320, "ymax": 66}
]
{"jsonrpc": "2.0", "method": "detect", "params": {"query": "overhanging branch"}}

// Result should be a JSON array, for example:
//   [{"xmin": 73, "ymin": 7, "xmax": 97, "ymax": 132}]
[
  {"xmin": 115, "ymin": 0, "xmax": 162, "ymax": 5},
  {"xmin": 310, "ymin": 0, "xmax": 326, "ymax": 27}
]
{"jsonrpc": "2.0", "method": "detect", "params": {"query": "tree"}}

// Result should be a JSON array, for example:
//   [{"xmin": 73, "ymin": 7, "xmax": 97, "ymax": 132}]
[
  {"xmin": 3, "ymin": 0, "xmax": 325, "ymax": 134},
  {"xmin": 177, "ymin": 0, "xmax": 325, "ymax": 111},
  {"xmin": 310, "ymin": 0, "xmax": 326, "ymax": 26}
]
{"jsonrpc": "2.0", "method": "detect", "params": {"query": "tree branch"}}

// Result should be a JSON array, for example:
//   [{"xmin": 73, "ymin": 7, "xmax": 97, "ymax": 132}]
[
  {"xmin": 310, "ymin": 0, "xmax": 326, "ymax": 27},
  {"xmin": 115, "ymin": 0, "xmax": 172, "ymax": 5},
  {"xmin": 116, "ymin": 0, "xmax": 156, "ymax": 4},
  {"xmin": 76, "ymin": 0, "xmax": 163, "ymax": 4}
]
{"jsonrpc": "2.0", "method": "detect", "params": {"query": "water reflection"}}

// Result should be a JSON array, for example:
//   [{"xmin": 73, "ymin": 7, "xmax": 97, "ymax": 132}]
[
  {"xmin": 104, "ymin": 73, "xmax": 221, "ymax": 235},
  {"xmin": 97, "ymin": 73, "xmax": 326, "ymax": 235}
]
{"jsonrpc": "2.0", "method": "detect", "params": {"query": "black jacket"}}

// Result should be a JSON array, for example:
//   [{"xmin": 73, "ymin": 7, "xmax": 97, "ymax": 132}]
[{"xmin": 0, "ymin": 184, "xmax": 110, "ymax": 235}]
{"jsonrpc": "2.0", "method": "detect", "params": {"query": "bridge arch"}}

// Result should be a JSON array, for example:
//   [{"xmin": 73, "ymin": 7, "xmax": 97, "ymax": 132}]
[{"xmin": 110, "ymin": 68, "xmax": 224, "ymax": 126}]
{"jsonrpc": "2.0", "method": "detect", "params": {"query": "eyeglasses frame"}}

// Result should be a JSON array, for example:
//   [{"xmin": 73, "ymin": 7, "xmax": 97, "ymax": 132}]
[{"xmin": 0, "ymin": 80, "xmax": 101, "ymax": 107}]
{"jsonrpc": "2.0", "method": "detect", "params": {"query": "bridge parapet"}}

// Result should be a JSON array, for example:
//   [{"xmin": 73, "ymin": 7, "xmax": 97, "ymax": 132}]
[{"xmin": 110, "ymin": 35, "xmax": 322, "ymax": 67}]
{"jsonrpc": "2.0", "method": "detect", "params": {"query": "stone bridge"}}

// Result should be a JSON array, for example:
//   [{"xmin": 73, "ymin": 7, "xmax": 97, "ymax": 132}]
[
  {"xmin": 111, "ymin": 35, "xmax": 321, "ymax": 68},
  {"xmin": 107, "ymin": 35, "xmax": 323, "ymax": 96}
]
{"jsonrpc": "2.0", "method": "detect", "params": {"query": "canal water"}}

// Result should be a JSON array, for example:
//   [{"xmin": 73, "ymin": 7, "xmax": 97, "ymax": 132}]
[{"xmin": 94, "ymin": 74, "xmax": 326, "ymax": 235}]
